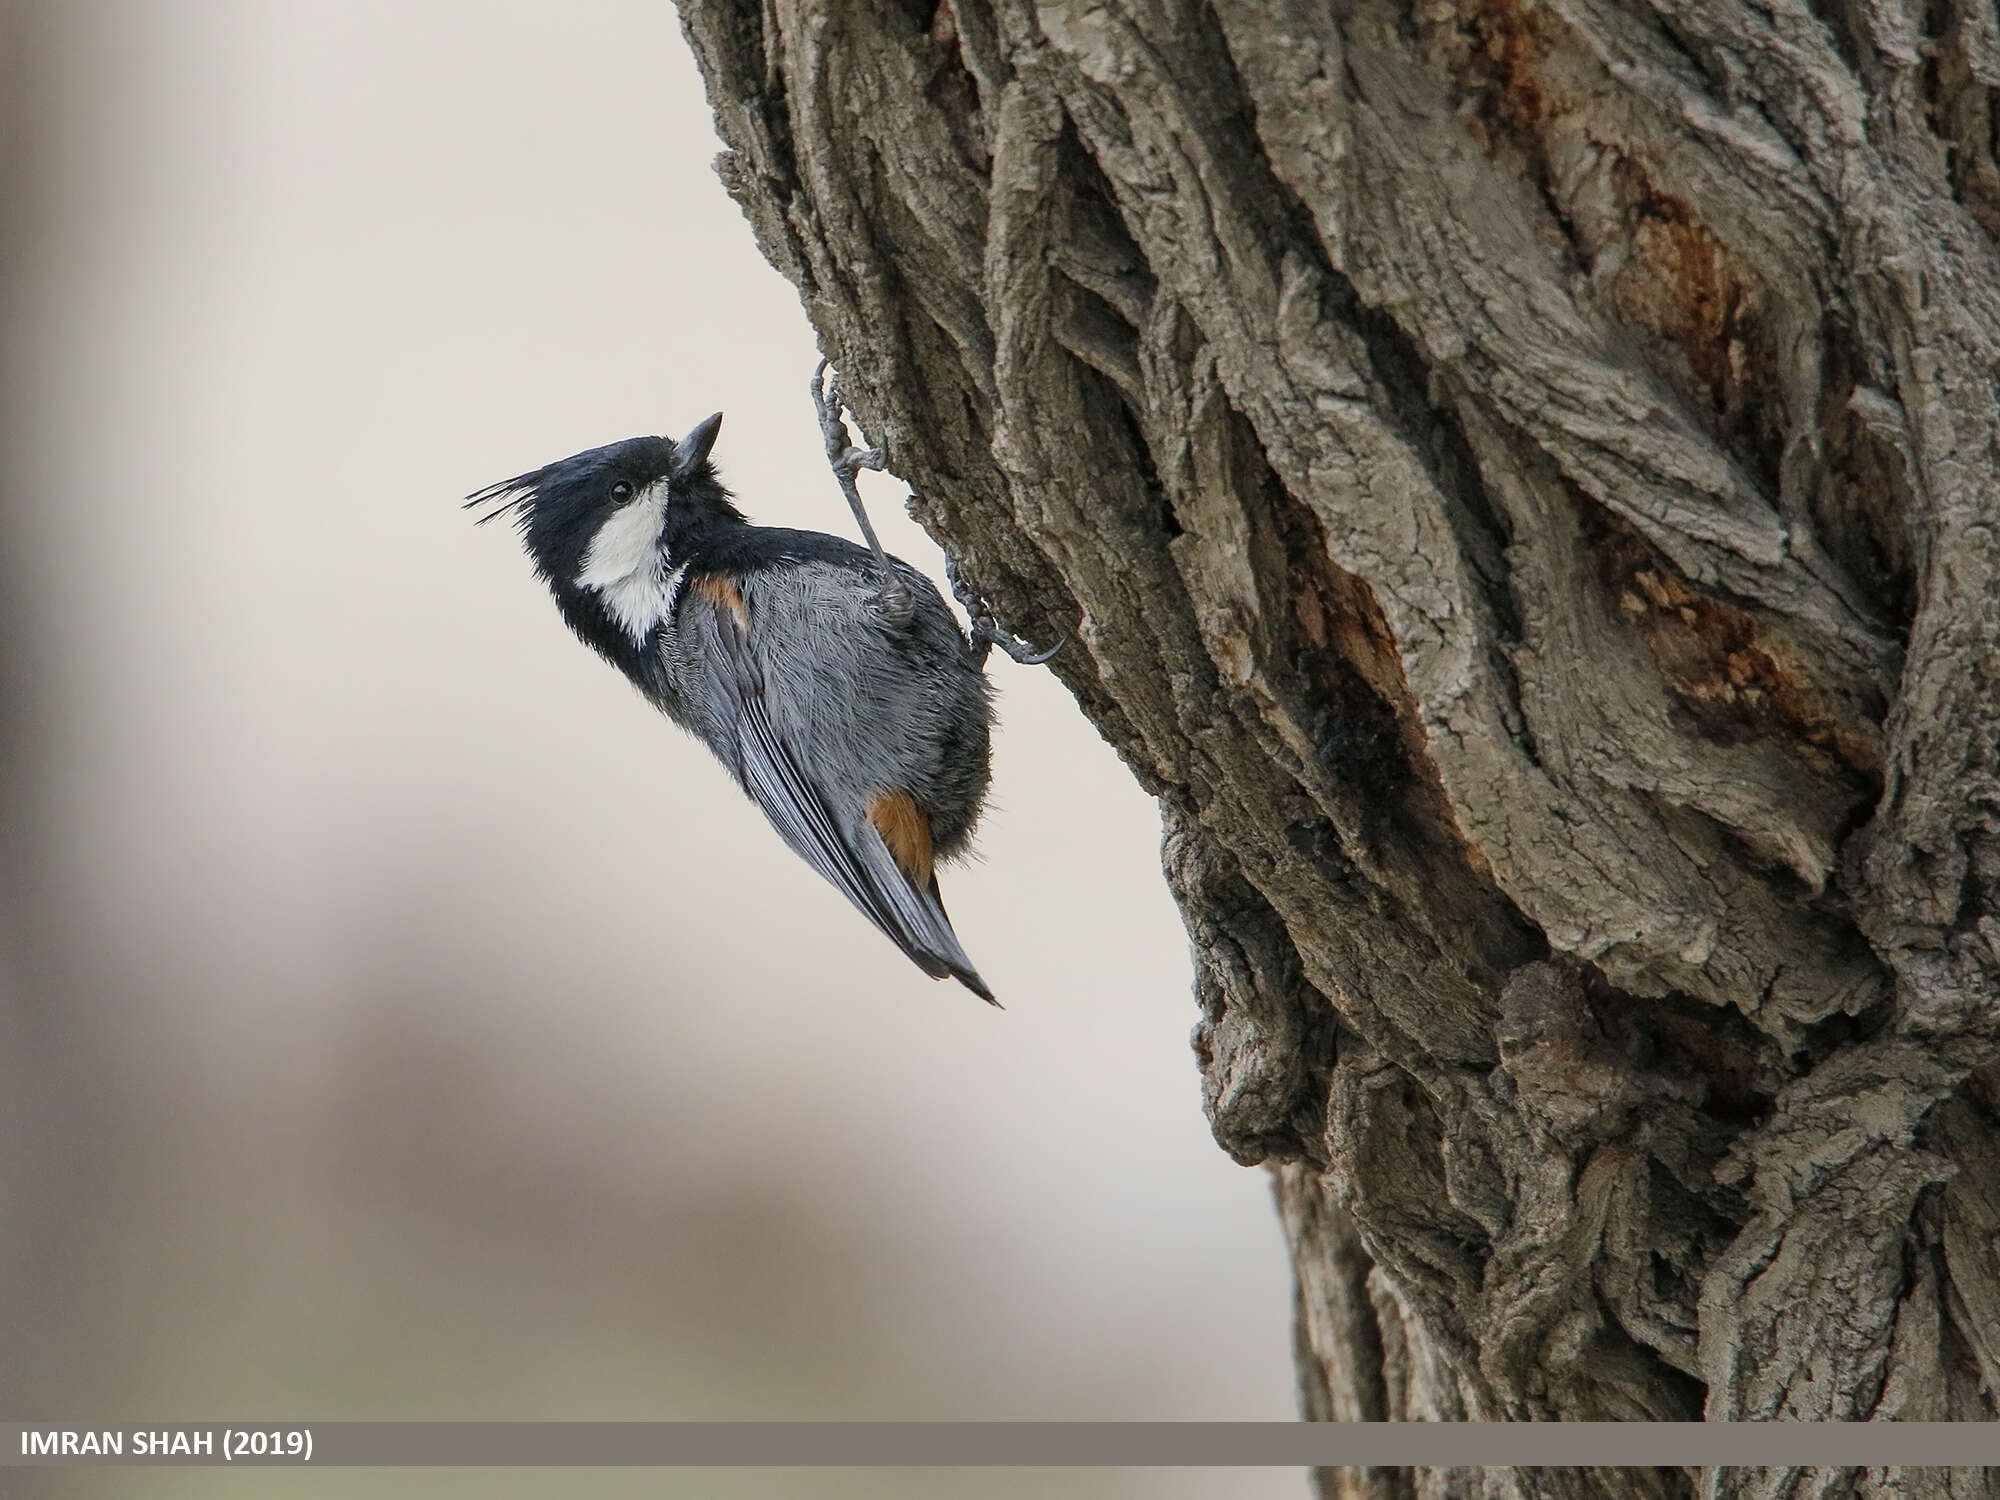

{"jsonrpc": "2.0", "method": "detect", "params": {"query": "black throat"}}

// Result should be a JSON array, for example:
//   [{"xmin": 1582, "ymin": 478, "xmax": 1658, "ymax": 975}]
[
  {"xmin": 661, "ymin": 468, "xmax": 746, "ymax": 560},
  {"xmin": 551, "ymin": 474, "xmax": 749, "ymax": 701}
]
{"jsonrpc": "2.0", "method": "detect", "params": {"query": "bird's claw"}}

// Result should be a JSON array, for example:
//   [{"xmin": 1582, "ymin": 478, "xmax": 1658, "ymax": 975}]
[
  {"xmin": 808, "ymin": 362, "xmax": 840, "ymax": 438},
  {"xmin": 811, "ymin": 360, "xmax": 878, "ymax": 471},
  {"xmin": 946, "ymin": 556, "xmax": 1062, "ymax": 670},
  {"xmin": 834, "ymin": 444, "xmax": 886, "ymax": 481},
  {"xmin": 976, "ymin": 621, "xmax": 1065, "ymax": 666}
]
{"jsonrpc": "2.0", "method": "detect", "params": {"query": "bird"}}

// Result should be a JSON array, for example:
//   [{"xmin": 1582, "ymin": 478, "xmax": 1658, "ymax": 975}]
[{"xmin": 467, "ymin": 397, "xmax": 1047, "ymax": 1004}]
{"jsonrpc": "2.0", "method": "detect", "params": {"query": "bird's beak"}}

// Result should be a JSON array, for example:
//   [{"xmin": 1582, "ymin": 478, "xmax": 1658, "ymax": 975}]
[{"xmin": 672, "ymin": 412, "xmax": 724, "ymax": 475}]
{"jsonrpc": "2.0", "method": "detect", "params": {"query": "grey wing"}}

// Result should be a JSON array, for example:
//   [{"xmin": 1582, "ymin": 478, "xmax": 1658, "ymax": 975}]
[{"xmin": 678, "ymin": 574, "xmax": 994, "ymax": 1003}]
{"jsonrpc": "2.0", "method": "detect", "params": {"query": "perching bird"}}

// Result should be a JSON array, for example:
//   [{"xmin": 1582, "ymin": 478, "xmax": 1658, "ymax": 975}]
[{"xmin": 468, "ymin": 391, "xmax": 1051, "ymax": 1004}]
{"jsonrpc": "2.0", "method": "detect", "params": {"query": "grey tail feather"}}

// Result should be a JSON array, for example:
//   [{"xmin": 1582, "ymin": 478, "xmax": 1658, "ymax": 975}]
[
  {"xmin": 927, "ymin": 875, "xmax": 998, "ymax": 1005},
  {"xmin": 852, "ymin": 830, "xmax": 998, "ymax": 1006}
]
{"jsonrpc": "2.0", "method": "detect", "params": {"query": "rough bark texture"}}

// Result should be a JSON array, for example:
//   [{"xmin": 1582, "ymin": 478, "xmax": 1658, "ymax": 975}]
[{"xmin": 674, "ymin": 0, "xmax": 2000, "ymax": 1489}]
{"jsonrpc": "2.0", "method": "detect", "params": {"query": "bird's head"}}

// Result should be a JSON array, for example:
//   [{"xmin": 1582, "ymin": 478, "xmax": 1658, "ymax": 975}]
[{"xmin": 467, "ymin": 413, "xmax": 741, "ymax": 656}]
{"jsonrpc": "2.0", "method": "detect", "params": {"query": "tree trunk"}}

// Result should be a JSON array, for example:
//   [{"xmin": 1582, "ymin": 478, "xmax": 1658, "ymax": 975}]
[{"xmin": 673, "ymin": 0, "xmax": 2000, "ymax": 1489}]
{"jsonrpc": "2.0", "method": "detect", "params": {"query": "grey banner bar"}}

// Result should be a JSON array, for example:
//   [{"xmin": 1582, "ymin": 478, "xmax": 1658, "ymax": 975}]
[{"xmin": 6, "ymin": 1422, "xmax": 2000, "ymax": 1467}]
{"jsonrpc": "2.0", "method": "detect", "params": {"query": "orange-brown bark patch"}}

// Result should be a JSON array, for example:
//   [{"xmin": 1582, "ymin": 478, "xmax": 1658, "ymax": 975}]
[
  {"xmin": 1600, "ymin": 162, "xmax": 1784, "ymax": 493},
  {"xmin": 1591, "ymin": 510, "xmax": 1882, "ymax": 782},
  {"xmin": 1434, "ymin": 0, "xmax": 1561, "ymax": 176}
]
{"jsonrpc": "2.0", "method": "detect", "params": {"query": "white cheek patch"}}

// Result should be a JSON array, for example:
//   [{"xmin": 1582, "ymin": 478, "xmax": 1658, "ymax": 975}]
[{"xmin": 577, "ymin": 482, "xmax": 672, "ymax": 644}]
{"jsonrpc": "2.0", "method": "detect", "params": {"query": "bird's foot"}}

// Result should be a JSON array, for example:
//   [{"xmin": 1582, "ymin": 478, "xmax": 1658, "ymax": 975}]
[
  {"xmin": 946, "ymin": 556, "xmax": 1063, "ymax": 669},
  {"xmin": 810, "ymin": 360, "xmax": 911, "ymax": 617}
]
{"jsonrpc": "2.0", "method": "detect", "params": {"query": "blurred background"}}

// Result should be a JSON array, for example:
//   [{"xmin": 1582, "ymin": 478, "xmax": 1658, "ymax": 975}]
[{"xmin": 0, "ymin": 1, "xmax": 1300, "ymax": 1496}]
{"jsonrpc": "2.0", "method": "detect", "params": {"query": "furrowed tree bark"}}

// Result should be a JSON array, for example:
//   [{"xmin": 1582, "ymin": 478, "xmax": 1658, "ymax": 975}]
[{"xmin": 674, "ymin": 0, "xmax": 2000, "ymax": 1491}]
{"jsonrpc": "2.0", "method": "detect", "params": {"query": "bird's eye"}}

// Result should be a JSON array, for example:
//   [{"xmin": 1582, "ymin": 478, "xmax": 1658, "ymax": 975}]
[{"xmin": 610, "ymin": 481, "xmax": 635, "ymax": 505}]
